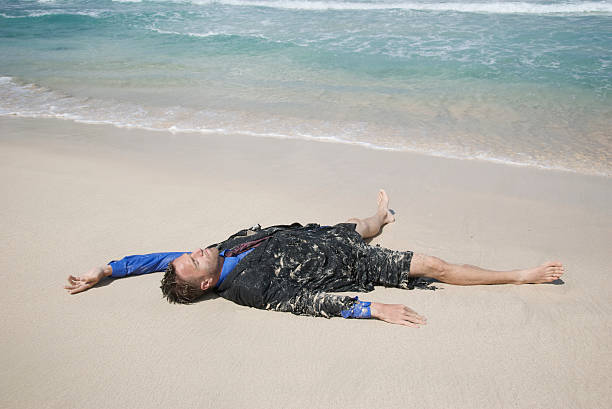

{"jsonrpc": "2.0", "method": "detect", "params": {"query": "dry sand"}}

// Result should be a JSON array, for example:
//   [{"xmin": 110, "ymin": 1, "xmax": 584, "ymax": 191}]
[{"xmin": 1, "ymin": 116, "xmax": 611, "ymax": 409}]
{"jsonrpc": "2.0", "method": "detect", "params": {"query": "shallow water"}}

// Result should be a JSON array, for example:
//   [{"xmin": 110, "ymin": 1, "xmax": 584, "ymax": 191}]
[{"xmin": 1, "ymin": 0, "xmax": 611, "ymax": 175}]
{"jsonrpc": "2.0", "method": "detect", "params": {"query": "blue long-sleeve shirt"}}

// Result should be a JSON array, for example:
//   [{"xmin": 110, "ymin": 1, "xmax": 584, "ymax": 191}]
[{"xmin": 109, "ymin": 252, "xmax": 185, "ymax": 278}]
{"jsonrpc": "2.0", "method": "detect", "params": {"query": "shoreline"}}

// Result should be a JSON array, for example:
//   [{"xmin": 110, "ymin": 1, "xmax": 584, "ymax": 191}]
[
  {"xmin": 2, "ymin": 71, "xmax": 610, "ymax": 179},
  {"xmin": 1, "ymin": 112, "xmax": 610, "ymax": 178},
  {"xmin": 1, "ymin": 116, "xmax": 611, "ymax": 408}
]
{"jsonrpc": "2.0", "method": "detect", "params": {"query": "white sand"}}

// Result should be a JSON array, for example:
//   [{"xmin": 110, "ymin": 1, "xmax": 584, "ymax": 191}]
[{"xmin": 1, "ymin": 116, "xmax": 611, "ymax": 409}]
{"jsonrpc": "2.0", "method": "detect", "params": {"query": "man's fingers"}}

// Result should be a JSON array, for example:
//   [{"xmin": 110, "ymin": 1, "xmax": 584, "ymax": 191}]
[
  {"xmin": 67, "ymin": 279, "xmax": 82, "ymax": 287},
  {"xmin": 403, "ymin": 306, "xmax": 426, "ymax": 319},
  {"xmin": 387, "ymin": 315, "xmax": 425, "ymax": 327},
  {"xmin": 69, "ymin": 284, "xmax": 92, "ymax": 294},
  {"xmin": 402, "ymin": 310, "xmax": 426, "ymax": 323},
  {"xmin": 398, "ymin": 320, "xmax": 420, "ymax": 328},
  {"xmin": 406, "ymin": 314, "xmax": 427, "ymax": 324},
  {"xmin": 68, "ymin": 275, "xmax": 87, "ymax": 285},
  {"xmin": 403, "ymin": 307, "xmax": 427, "ymax": 322}
]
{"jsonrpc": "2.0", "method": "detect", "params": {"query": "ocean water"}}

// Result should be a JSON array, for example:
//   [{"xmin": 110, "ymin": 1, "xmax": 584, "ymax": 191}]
[{"xmin": 1, "ymin": 0, "xmax": 611, "ymax": 176}]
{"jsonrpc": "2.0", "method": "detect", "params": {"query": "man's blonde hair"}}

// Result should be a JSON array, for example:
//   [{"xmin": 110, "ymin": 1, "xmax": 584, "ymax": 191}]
[{"xmin": 160, "ymin": 262, "xmax": 205, "ymax": 304}]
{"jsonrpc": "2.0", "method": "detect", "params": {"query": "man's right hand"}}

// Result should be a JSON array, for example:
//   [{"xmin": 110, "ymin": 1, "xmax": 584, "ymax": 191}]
[
  {"xmin": 370, "ymin": 302, "xmax": 427, "ymax": 327},
  {"xmin": 65, "ymin": 265, "xmax": 112, "ymax": 294}
]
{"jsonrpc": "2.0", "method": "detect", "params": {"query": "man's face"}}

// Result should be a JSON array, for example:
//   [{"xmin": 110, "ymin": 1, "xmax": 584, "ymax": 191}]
[{"xmin": 173, "ymin": 247, "xmax": 220, "ymax": 291}]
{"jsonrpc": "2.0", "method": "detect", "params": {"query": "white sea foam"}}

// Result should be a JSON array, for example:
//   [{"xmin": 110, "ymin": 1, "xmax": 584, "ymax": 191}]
[
  {"xmin": 146, "ymin": 26, "xmax": 222, "ymax": 37},
  {"xmin": 185, "ymin": 0, "xmax": 612, "ymax": 14},
  {"xmin": 145, "ymin": 25, "xmax": 291, "ymax": 45},
  {"xmin": 0, "ymin": 10, "xmax": 102, "ymax": 18}
]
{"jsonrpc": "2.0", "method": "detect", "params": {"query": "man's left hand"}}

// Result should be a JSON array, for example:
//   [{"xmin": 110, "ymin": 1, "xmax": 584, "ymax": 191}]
[{"xmin": 370, "ymin": 302, "xmax": 427, "ymax": 327}]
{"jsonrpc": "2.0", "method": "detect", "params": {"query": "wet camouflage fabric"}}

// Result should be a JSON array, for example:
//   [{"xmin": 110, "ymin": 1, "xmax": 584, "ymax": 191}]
[{"xmin": 214, "ymin": 223, "xmax": 419, "ymax": 318}]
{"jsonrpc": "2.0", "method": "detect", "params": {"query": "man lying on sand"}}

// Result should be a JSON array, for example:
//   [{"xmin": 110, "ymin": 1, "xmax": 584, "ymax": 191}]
[{"xmin": 65, "ymin": 190, "xmax": 564, "ymax": 327}]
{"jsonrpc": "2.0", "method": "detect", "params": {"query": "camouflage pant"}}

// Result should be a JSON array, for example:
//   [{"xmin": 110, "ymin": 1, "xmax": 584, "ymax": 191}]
[
  {"xmin": 264, "ymin": 223, "xmax": 418, "ymax": 293},
  {"xmin": 358, "ymin": 245, "xmax": 415, "ymax": 290},
  {"xmin": 262, "ymin": 244, "xmax": 418, "ymax": 318}
]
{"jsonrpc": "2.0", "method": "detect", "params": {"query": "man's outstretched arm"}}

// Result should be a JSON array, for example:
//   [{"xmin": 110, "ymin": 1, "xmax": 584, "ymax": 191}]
[
  {"xmin": 254, "ymin": 288, "xmax": 427, "ymax": 327},
  {"xmin": 65, "ymin": 252, "xmax": 185, "ymax": 294}
]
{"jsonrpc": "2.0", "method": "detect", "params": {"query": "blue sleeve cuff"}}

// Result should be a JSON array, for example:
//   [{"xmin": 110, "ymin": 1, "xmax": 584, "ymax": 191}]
[
  {"xmin": 108, "ymin": 259, "xmax": 127, "ymax": 278},
  {"xmin": 341, "ymin": 297, "xmax": 372, "ymax": 319}
]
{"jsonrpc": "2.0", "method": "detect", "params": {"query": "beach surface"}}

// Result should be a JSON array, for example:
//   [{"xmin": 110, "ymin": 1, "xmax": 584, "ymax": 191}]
[{"xmin": 1, "ymin": 116, "xmax": 611, "ymax": 409}]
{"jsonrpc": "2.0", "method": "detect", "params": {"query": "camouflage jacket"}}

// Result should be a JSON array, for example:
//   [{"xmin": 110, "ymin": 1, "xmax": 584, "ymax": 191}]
[{"xmin": 211, "ymin": 222, "xmax": 415, "ymax": 318}]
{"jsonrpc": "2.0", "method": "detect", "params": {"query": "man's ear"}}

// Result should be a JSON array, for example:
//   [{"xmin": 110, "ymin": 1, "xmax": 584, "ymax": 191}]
[{"xmin": 200, "ymin": 279, "xmax": 212, "ymax": 291}]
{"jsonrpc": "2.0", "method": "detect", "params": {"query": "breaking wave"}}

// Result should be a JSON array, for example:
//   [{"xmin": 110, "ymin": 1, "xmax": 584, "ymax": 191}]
[{"xmin": 183, "ymin": 0, "xmax": 612, "ymax": 14}]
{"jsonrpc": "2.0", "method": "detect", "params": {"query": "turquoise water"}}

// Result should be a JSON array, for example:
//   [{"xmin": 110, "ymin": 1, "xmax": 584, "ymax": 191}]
[{"xmin": 1, "ymin": 0, "xmax": 611, "ymax": 175}]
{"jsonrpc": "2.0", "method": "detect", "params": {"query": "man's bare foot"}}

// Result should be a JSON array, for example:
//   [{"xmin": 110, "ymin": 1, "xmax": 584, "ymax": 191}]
[
  {"xmin": 377, "ymin": 189, "xmax": 395, "ymax": 225},
  {"xmin": 516, "ymin": 261, "xmax": 565, "ymax": 284}
]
